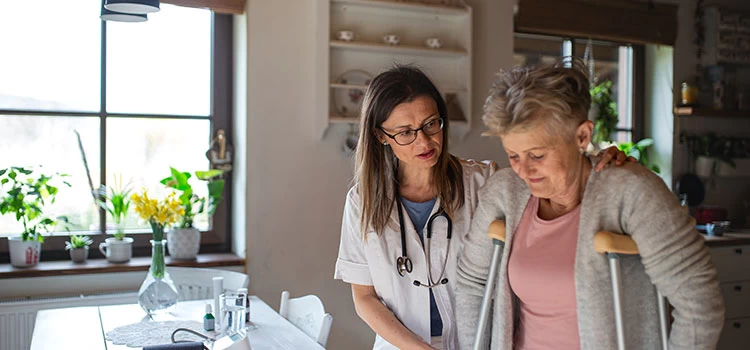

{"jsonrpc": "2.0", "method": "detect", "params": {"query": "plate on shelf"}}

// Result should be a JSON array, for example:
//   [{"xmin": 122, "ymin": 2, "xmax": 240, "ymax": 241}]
[{"xmin": 333, "ymin": 69, "xmax": 373, "ymax": 118}]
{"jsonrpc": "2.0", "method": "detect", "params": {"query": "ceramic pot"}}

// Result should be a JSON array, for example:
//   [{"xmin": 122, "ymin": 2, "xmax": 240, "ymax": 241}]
[
  {"xmin": 99, "ymin": 237, "xmax": 134, "ymax": 263},
  {"xmin": 167, "ymin": 227, "xmax": 201, "ymax": 260},
  {"xmin": 695, "ymin": 156, "xmax": 718, "ymax": 178},
  {"xmin": 69, "ymin": 246, "xmax": 89, "ymax": 263},
  {"xmin": 8, "ymin": 236, "xmax": 41, "ymax": 268}
]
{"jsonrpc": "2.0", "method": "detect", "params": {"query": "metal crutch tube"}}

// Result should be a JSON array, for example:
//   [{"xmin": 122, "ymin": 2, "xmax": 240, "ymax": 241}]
[
  {"xmin": 657, "ymin": 290, "xmax": 669, "ymax": 350},
  {"xmin": 607, "ymin": 252, "xmax": 628, "ymax": 350},
  {"xmin": 594, "ymin": 231, "xmax": 669, "ymax": 350},
  {"xmin": 473, "ymin": 220, "xmax": 506, "ymax": 350}
]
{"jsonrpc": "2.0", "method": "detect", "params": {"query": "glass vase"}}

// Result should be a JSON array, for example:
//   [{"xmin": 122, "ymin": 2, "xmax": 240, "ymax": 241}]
[{"xmin": 137, "ymin": 239, "xmax": 179, "ymax": 314}]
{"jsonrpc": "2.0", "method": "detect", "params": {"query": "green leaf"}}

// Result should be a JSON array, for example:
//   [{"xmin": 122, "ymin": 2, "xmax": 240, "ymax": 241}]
[
  {"xmin": 634, "ymin": 138, "xmax": 654, "ymax": 148},
  {"xmin": 196, "ymin": 169, "xmax": 224, "ymax": 180}
]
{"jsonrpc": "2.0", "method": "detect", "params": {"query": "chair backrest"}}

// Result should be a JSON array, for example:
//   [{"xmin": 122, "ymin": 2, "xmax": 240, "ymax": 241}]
[
  {"xmin": 279, "ymin": 290, "xmax": 333, "ymax": 348},
  {"xmin": 167, "ymin": 267, "xmax": 249, "ymax": 301}
]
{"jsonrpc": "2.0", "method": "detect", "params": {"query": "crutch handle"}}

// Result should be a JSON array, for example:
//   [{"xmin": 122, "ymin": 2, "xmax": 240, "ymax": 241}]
[
  {"xmin": 594, "ymin": 231, "xmax": 638, "ymax": 255},
  {"xmin": 487, "ymin": 220, "xmax": 506, "ymax": 243}
]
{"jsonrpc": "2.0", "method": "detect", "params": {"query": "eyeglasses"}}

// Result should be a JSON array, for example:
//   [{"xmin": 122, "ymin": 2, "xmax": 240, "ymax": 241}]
[{"xmin": 379, "ymin": 118, "xmax": 444, "ymax": 146}]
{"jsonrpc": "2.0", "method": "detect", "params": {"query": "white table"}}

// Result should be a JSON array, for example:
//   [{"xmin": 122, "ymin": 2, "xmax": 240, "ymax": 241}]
[{"xmin": 30, "ymin": 296, "xmax": 325, "ymax": 350}]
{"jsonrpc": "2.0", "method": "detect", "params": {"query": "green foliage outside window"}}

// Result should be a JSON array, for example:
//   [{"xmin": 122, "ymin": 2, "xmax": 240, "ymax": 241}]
[{"xmin": 590, "ymin": 80, "xmax": 619, "ymax": 146}]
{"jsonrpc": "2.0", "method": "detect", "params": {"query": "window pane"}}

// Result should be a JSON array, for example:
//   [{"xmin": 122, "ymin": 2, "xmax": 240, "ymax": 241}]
[
  {"xmin": 107, "ymin": 5, "xmax": 211, "ymax": 116},
  {"xmin": 106, "ymin": 118, "xmax": 211, "ymax": 231},
  {"xmin": 0, "ymin": 0, "xmax": 101, "ymax": 112},
  {"xmin": 0, "ymin": 116, "xmax": 101, "ymax": 236},
  {"xmin": 573, "ymin": 40, "xmax": 634, "ymax": 130},
  {"xmin": 612, "ymin": 131, "xmax": 633, "ymax": 144},
  {"xmin": 514, "ymin": 33, "xmax": 565, "ymax": 67}
]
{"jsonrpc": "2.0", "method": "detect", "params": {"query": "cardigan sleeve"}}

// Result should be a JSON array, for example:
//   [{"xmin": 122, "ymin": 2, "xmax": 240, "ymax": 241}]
[
  {"xmin": 455, "ymin": 173, "xmax": 508, "ymax": 349},
  {"xmin": 618, "ymin": 166, "xmax": 724, "ymax": 349}
]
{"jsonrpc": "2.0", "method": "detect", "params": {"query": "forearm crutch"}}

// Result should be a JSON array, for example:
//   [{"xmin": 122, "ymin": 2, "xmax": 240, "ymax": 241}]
[
  {"xmin": 594, "ymin": 231, "xmax": 670, "ymax": 350},
  {"xmin": 472, "ymin": 220, "xmax": 506, "ymax": 350}
]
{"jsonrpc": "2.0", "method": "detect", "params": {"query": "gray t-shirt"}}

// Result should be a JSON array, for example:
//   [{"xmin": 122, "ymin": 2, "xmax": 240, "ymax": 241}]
[{"xmin": 401, "ymin": 197, "xmax": 442, "ymax": 337}]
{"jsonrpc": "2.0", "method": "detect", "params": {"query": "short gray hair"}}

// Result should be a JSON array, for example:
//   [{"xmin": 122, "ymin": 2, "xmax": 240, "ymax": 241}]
[{"xmin": 482, "ymin": 59, "xmax": 591, "ymax": 139}]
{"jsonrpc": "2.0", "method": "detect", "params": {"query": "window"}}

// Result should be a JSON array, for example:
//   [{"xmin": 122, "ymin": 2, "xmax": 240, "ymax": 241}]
[
  {"xmin": 514, "ymin": 33, "xmax": 644, "ymax": 144},
  {"xmin": 0, "ymin": 0, "xmax": 233, "ymax": 261}
]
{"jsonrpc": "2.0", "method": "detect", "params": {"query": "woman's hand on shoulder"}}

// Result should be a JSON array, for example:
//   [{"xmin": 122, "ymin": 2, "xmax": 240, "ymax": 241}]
[{"xmin": 594, "ymin": 145, "xmax": 637, "ymax": 172}]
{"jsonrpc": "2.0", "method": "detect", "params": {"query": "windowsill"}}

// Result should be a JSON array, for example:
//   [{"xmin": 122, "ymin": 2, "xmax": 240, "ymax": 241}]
[{"xmin": 0, "ymin": 253, "xmax": 244, "ymax": 279}]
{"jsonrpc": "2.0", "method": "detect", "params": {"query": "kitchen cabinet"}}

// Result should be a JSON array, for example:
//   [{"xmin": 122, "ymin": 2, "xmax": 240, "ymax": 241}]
[
  {"xmin": 705, "ymin": 234, "xmax": 750, "ymax": 349},
  {"xmin": 313, "ymin": 0, "xmax": 473, "ymax": 140}
]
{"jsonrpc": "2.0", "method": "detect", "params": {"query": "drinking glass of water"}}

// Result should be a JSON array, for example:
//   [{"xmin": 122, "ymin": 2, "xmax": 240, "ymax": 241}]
[{"xmin": 220, "ymin": 292, "xmax": 246, "ymax": 335}]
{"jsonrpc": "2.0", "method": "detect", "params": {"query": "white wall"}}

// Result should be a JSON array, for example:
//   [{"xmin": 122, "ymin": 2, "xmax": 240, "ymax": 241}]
[{"xmin": 239, "ymin": 1, "xmax": 513, "ymax": 349}]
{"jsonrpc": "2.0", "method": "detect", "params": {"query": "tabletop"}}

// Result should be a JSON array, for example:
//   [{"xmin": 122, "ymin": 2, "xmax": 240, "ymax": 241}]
[{"xmin": 30, "ymin": 296, "xmax": 325, "ymax": 350}]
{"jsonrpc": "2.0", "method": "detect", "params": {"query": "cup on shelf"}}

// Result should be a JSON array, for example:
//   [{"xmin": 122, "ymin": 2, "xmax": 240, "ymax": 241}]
[
  {"xmin": 425, "ymin": 37, "xmax": 442, "ymax": 49},
  {"xmin": 383, "ymin": 34, "xmax": 400, "ymax": 45},
  {"xmin": 337, "ymin": 30, "xmax": 355, "ymax": 42}
]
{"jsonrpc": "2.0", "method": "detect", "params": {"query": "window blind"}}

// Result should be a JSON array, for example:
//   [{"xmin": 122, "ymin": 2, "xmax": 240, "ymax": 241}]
[{"xmin": 516, "ymin": 0, "xmax": 678, "ymax": 46}]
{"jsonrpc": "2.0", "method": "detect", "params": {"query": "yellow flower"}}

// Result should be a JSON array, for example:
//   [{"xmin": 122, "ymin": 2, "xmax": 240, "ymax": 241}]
[{"xmin": 131, "ymin": 189, "xmax": 185, "ymax": 227}]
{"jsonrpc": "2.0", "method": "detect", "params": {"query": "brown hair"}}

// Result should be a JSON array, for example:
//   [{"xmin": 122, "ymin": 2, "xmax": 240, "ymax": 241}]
[{"xmin": 354, "ymin": 65, "xmax": 464, "ymax": 236}]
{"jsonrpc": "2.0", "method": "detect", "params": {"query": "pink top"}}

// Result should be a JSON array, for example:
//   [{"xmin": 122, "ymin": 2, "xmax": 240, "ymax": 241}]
[{"xmin": 508, "ymin": 196, "xmax": 581, "ymax": 350}]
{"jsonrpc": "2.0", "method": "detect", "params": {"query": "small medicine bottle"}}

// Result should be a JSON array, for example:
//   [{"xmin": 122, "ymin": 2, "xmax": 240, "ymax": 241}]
[{"xmin": 204, "ymin": 303, "xmax": 215, "ymax": 331}]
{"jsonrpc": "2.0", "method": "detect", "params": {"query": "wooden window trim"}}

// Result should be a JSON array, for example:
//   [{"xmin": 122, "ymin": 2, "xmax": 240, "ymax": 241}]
[
  {"xmin": 0, "ymin": 253, "xmax": 244, "ymax": 279},
  {"xmin": 163, "ymin": 0, "xmax": 245, "ymax": 15}
]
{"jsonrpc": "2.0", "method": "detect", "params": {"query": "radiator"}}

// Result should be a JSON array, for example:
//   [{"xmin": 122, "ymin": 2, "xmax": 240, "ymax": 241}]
[{"xmin": 0, "ymin": 291, "xmax": 137, "ymax": 350}]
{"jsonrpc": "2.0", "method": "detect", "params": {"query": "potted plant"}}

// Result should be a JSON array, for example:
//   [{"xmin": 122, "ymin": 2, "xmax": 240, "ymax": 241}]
[
  {"xmin": 0, "ymin": 166, "xmax": 70, "ymax": 268},
  {"xmin": 160, "ymin": 167, "xmax": 225, "ymax": 260},
  {"xmin": 684, "ymin": 133, "xmax": 736, "ymax": 178},
  {"xmin": 96, "ymin": 175, "xmax": 134, "ymax": 263},
  {"xmin": 617, "ymin": 138, "xmax": 661, "ymax": 174},
  {"xmin": 65, "ymin": 234, "xmax": 93, "ymax": 263}
]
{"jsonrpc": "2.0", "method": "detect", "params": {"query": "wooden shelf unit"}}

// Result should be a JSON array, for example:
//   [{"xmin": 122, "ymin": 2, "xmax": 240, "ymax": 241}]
[
  {"xmin": 314, "ymin": 0, "xmax": 473, "ymax": 141},
  {"xmin": 674, "ymin": 106, "xmax": 750, "ymax": 118}
]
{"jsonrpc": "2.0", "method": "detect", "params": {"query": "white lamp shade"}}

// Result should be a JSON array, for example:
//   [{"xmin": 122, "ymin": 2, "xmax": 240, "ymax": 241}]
[{"xmin": 104, "ymin": 0, "xmax": 160, "ymax": 14}]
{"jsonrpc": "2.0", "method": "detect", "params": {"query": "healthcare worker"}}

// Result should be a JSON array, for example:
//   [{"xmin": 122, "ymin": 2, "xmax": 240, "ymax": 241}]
[{"xmin": 334, "ymin": 65, "xmax": 628, "ymax": 350}]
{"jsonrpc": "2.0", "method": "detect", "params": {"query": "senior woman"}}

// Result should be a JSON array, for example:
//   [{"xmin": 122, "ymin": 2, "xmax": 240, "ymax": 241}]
[{"xmin": 455, "ymin": 60, "xmax": 724, "ymax": 349}]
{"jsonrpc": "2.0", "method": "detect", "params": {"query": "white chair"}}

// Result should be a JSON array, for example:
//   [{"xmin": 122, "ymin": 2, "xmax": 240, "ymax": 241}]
[
  {"xmin": 279, "ymin": 290, "xmax": 333, "ymax": 348},
  {"xmin": 167, "ymin": 267, "xmax": 249, "ymax": 301}
]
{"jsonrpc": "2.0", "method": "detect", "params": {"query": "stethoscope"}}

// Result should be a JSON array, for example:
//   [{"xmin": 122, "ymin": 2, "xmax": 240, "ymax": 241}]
[{"xmin": 395, "ymin": 197, "xmax": 452, "ymax": 288}]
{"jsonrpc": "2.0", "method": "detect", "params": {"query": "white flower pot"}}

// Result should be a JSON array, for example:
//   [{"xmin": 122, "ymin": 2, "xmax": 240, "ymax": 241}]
[
  {"xmin": 167, "ymin": 227, "xmax": 201, "ymax": 260},
  {"xmin": 8, "ymin": 236, "xmax": 41, "ymax": 268},
  {"xmin": 99, "ymin": 237, "xmax": 134, "ymax": 263},
  {"xmin": 69, "ymin": 246, "xmax": 89, "ymax": 263},
  {"xmin": 695, "ymin": 156, "xmax": 716, "ymax": 178}
]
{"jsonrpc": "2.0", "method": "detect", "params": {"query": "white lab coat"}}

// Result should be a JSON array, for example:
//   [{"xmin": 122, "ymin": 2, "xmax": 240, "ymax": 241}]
[{"xmin": 334, "ymin": 158, "xmax": 498, "ymax": 350}]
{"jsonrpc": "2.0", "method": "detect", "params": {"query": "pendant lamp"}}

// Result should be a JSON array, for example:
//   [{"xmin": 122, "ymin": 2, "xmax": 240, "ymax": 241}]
[
  {"xmin": 104, "ymin": 0, "xmax": 160, "ymax": 14},
  {"xmin": 101, "ymin": 0, "xmax": 147, "ymax": 22}
]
